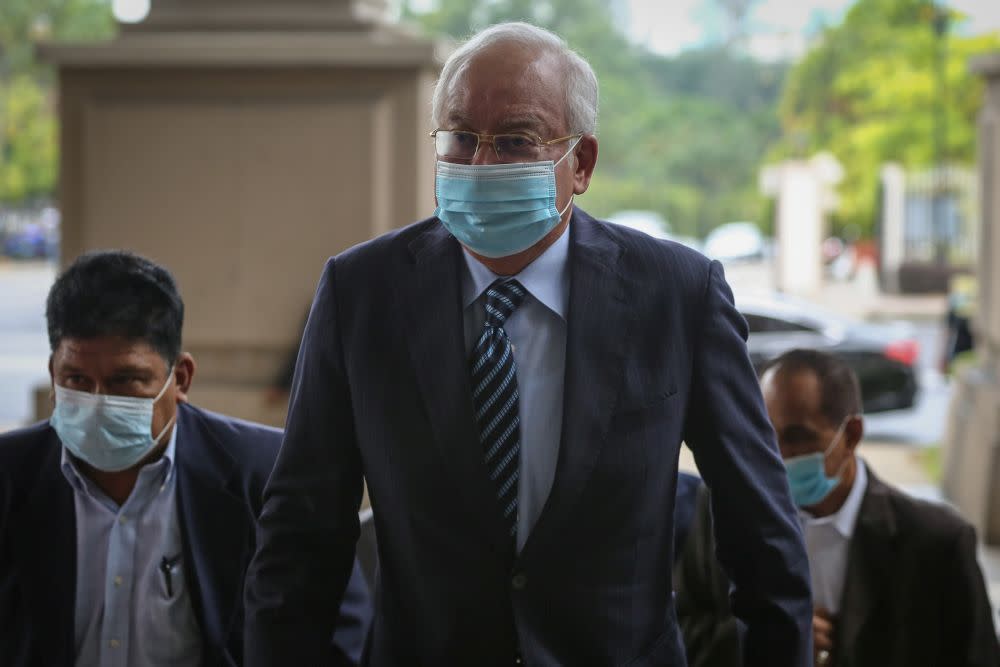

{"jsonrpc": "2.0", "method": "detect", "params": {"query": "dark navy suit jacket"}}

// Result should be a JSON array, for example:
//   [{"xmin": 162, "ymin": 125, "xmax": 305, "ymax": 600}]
[
  {"xmin": 245, "ymin": 210, "xmax": 813, "ymax": 666},
  {"xmin": 0, "ymin": 402, "xmax": 372, "ymax": 667}
]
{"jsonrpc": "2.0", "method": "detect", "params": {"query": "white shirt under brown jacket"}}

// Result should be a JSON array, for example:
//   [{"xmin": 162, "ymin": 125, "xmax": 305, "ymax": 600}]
[
  {"xmin": 799, "ymin": 459, "xmax": 868, "ymax": 615},
  {"xmin": 674, "ymin": 462, "xmax": 1000, "ymax": 667}
]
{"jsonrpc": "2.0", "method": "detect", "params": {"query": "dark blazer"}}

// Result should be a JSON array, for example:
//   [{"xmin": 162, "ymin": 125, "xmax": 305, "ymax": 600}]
[
  {"xmin": 244, "ymin": 209, "xmax": 812, "ymax": 666},
  {"xmin": 0, "ymin": 402, "xmax": 373, "ymax": 667},
  {"xmin": 675, "ymin": 467, "xmax": 1000, "ymax": 667}
]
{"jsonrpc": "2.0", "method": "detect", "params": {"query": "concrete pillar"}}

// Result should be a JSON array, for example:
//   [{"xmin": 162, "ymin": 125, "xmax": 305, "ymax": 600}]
[
  {"xmin": 942, "ymin": 53, "xmax": 1000, "ymax": 543},
  {"xmin": 760, "ymin": 153, "xmax": 843, "ymax": 298},
  {"xmin": 879, "ymin": 163, "xmax": 906, "ymax": 294},
  {"xmin": 37, "ymin": 0, "xmax": 442, "ymax": 426}
]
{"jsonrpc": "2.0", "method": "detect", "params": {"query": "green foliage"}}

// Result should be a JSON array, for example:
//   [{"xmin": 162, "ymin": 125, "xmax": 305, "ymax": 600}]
[
  {"xmin": 919, "ymin": 444, "xmax": 943, "ymax": 484},
  {"xmin": 0, "ymin": 76, "xmax": 57, "ymax": 202},
  {"xmin": 402, "ymin": 0, "xmax": 785, "ymax": 237},
  {"xmin": 0, "ymin": 0, "xmax": 114, "ymax": 203},
  {"xmin": 772, "ymin": 0, "xmax": 1000, "ymax": 237}
]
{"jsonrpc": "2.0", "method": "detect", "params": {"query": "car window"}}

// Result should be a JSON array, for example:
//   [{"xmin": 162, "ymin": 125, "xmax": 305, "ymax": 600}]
[{"xmin": 743, "ymin": 313, "xmax": 818, "ymax": 334}]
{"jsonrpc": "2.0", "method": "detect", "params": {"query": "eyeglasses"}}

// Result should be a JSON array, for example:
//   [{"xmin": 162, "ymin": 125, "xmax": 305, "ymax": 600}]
[{"xmin": 430, "ymin": 129, "xmax": 582, "ymax": 163}]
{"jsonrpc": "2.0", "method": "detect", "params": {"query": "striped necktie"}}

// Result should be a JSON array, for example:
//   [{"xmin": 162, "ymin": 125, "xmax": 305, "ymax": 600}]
[{"xmin": 470, "ymin": 279, "xmax": 527, "ymax": 543}]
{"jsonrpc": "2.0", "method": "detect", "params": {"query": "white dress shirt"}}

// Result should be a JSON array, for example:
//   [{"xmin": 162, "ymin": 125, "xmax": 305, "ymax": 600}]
[
  {"xmin": 461, "ymin": 227, "xmax": 571, "ymax": 551},
  {"xmin": 799, "ymin": 459, "xmax": 868, "ymax": 614},
  {"xmin": 61, "ymin": 425, "xmax": 203, "ymax": 667}
]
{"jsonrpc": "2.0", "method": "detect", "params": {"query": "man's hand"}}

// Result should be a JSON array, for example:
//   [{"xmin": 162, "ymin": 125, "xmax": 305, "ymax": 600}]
[{"xmin": 813, "ymin": 607, "xmax": 835, "ymax": 666}]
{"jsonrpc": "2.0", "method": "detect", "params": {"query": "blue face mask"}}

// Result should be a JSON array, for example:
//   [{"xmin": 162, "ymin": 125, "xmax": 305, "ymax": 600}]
[
  {"xmin": 50, "ymin": 369, "xmax": 176, "ymax": 472},
  {"xmin": 433, "ymin": 139, "xmax": 580, "ymax": 258},
  {"xmin": 784, "ymin": 417, "xmax": 851, "ymax": 508}
]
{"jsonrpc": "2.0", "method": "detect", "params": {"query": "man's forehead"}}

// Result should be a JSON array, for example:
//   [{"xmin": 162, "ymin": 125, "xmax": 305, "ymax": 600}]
[
  {"xmin": 762, "ymin": 366, "xmax": 823, "ymax": 415},
  {"xmin": 54, "ymin": 336, "xmax": 163, "ymax": 368},
  {"xmin": 445, "ymin": 47, "xmax": 566, "ymax": 131}
]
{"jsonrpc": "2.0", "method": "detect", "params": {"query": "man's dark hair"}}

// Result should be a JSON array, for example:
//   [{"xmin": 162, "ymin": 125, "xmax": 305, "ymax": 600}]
[
  {"xmin": 46, "ymin": 250, "xmax": 184, "ymax": 364},
  {"xmin": 762, "ymin": 348, "xmax": 862, "ymax": 424}
]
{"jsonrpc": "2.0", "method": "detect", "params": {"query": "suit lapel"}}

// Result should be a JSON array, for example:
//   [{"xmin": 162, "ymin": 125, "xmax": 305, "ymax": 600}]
[
  {"xmin": 174, "ymin": 404, "xmax": 250, "ymax": 656},
  {"xmin": 521, "ymin": 211, "xmax": 630, "ymax": 559},
  {"xmin": 396, "ymin": 223, "xmax": 512, "ymax": 555},
  {"xmin": 15, "ymin": 430, "xmax": 76, "ymax": 666},
  {"xmin": 837, "ymin": 468, "xmax": 895, "ymax": 660}
]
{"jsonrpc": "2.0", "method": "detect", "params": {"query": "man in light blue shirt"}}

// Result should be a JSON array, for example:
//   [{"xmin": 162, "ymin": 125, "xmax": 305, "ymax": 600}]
[
  {"xmin": 0, "ymin": 250, "xmax": 372, "ymax": 667},
  {"xmin": 462, "ymin": 223, "xmax": 569, "ymax": 551},
  {"xmin": 62, "ymin": 426, "xmax": 202, "ymax": 665}
]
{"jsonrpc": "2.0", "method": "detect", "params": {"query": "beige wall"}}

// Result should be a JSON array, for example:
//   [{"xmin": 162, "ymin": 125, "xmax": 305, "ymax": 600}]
[{"xmin": 43, "ymin": 31, "xmax": 441, "ymax": 425}]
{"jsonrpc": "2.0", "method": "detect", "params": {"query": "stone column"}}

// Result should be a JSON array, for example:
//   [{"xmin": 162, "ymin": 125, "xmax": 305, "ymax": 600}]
[
  {"xmin": 760, "ymin": 153, "xmax": 843, "ymax": 297},
  {"xmin": 879, "ymin": 163, "xmax": 906, "ymax": 294},
  {"xmin": 942, "ymin": 53, "xmax": 1000, "ymax": 543},
  {"xmin": 37, "ymin": 0, "xmax": 443, "ymax": 426}
]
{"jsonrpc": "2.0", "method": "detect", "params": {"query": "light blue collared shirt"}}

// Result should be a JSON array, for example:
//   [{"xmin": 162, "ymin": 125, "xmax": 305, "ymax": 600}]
[
  {"xmin": 462, "ymin": 228, "xmax": 571, "ymax": 551},
  {"xmin": 61, "ymin": 424, "xmax": 203, "ymax": 667}
]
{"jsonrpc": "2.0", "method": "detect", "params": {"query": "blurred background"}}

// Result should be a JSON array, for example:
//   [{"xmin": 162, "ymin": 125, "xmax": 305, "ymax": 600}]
[{"xmin": 1, "ymin": 0, "xmax": 999, "ymax": 609}]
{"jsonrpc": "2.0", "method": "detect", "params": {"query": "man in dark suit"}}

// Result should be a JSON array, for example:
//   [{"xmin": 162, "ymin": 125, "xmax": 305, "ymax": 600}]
[
  {"xmin": 675, "ymin": 348, "xmax": 1000, "ymax": 667},
  {"xmin": 245, "ymin": 21, "xmax": 812, "ymax": 666},
  {"xmin": 0, "ymin": 250, "xmax": 372, "ymax": 667}
]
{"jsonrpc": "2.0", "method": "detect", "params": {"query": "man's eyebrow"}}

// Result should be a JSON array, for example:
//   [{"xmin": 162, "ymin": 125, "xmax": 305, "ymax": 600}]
[
  {"xmin": 109, "ymin": 364, "xmax": 155, "ymax": 376},
  {"xmin": 444, "ymin": 113, "xmax": 473, "ymax": 128},
  {"xmin": 441, "ymin": 114, "xmax": 549, "ymax": 134},
  {"xmin": 781, "ymin": 424, "xmax": 819, "ymax": 439}
]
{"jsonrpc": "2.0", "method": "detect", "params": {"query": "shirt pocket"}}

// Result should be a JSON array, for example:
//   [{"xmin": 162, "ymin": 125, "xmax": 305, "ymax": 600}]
[{"xmin": 142, "ymin": 555, "xmax": 203, "ymax": 662}]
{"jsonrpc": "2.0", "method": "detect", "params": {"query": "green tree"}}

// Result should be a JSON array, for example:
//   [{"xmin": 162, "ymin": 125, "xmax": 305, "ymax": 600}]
[
  {"xmin": 772, "ymin": 0, "xmax": 999, "ymax": 236},
  {"xmin": 0, "ymin": 76, "xmax": 57, "ymax": 202},
  {"xmin": 0, "ymin": 0, "xmax": 113, "ymax": 203}
]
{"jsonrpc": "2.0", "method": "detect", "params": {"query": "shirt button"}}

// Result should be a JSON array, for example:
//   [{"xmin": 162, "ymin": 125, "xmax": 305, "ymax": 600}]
[
  {"xmin": 109, "ymin": 639, "xmax": 120, "ymax": 648},
  {"xmin": 511, "ymin": 573, "xmax": 527, "ymax": 590},
  {"xmin": 118, "ymin": 516, "xmax": 127, "ymax": 525},
  {"xmin": 114, "ymin": 576, "xmax": 123, "ymax": 587}
]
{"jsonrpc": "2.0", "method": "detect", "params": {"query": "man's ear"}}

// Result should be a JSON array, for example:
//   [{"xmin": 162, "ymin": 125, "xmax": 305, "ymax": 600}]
[
  {"xmin": 572, "ymin": 134, "xmax": 599, "ymax": 196},
  {"xmin": 844, "ymin": 415, "xmax": 864, "ymax": 453},
  {"xmin": 47, "ymin": 355, "xmax": 55, "ymax": 401},
  {"xmin": 173, "ymin": 353, "xmax": 196, "ymax": 403}
]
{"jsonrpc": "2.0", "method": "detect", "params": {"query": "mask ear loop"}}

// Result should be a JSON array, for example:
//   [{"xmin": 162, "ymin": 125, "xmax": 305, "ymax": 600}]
[
  {"xmin": 151, "ymin": 366, "xmax": 177, "ymax": 445},
  {"xmin": 555, "ymin": 136, "xmax": 583, "ymax": 218},
  {"xmin": 824, "ymin": 415, "xmax": 855, "ymax": 479}
]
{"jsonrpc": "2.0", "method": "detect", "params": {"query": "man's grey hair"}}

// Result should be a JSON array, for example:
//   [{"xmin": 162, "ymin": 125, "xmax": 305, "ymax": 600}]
[{"xmin": 431, "ymin": 22, "xmax": 599, "ymax": 135}]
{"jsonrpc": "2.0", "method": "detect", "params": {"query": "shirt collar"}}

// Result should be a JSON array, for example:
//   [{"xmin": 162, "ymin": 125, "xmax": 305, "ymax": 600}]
[
  {"xmin": 61, "ymin": 417, "xmax": 179, "ymax": 490},
  {"xmin": 460, "ymin": 225, "xmax": 571, "ymax": 320},
  {"xmin": 800, "ymin": 458, "xmax": 868, "ymax": 538}
]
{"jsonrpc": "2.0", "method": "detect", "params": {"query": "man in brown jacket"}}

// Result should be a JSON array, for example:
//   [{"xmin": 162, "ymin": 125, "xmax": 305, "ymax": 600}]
[{"xmin": 675, "ymin": 348, "xmax": 998, "ymax": 667}]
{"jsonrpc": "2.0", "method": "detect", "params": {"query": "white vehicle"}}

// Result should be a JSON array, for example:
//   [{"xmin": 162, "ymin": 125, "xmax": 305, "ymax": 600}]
[{"xmin": 703, "ymin": 221, "xmax": 766, "ymax": 262}]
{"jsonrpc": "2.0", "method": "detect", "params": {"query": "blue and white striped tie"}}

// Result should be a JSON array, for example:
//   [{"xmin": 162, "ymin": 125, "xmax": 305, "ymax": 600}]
[{"xmin": 470, "ymin": 279, "xmax": 527, "ymax": 543}]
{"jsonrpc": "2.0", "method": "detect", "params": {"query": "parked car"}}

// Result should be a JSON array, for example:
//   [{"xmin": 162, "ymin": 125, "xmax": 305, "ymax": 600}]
[
  {"xmin": 704, "ymin": 221, "xmax": 766, "ymax": 262},
  {"xmin": 607, "ymin": 210, "xmax": 672, "ymax": 238},
  {"xmin": 2, "ymin": 223, "xmax": 49, "ymax": 259},
  {"xmin": 737, "ymin": 292, "xmax": 920, "ymax": 413},
  {"xmin": 607, "ymin": 210, "xmax": 702, "ymax": 252}
]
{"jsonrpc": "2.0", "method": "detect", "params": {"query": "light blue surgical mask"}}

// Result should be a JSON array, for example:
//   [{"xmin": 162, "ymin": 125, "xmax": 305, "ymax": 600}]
[
  {"xmin": 434, "ymin": 139, "xmax": 580, "ymax": 258},
  {"xmin": 784, "ymin": 417, "xmax": 851, "ymax": 508},
  {"xmin": 51, "ymin": 369, "xmax": 176, "ymax": 472}
]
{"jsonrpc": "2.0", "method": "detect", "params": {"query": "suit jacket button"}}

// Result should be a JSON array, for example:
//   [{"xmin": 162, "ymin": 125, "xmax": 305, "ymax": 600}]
[{"xmin": 511, "ymin": 573, "xmax": 527, "ymax": 590}]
